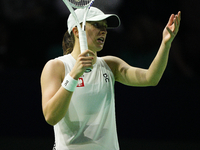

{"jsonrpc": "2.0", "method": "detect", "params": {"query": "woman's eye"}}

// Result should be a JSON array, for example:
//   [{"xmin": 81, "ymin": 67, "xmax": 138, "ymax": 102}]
[
  {"xmin": 91, "ymin": 22, "xmax": 107, "ymax": 29},
  {"xmin": 93, "ymin": 23, "xmax": 99, "ymax": 28}
]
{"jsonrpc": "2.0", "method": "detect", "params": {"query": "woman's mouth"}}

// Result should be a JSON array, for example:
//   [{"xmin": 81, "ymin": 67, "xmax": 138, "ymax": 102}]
[{"xmin": 97, "ymin": 37, "xmax": 105, "ymax": 44}]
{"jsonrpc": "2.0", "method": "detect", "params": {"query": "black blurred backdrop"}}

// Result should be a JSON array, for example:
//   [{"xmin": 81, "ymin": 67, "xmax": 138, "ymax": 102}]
[{"xmin": 1, "ymin": 0, "xmax": 200, "ymax": 149}]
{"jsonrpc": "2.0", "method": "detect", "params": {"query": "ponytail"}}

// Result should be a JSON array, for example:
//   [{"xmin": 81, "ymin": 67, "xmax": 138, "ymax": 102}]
[{"xmin": 62, "ymin": 31, "xmax": 75, "ymax": 55}]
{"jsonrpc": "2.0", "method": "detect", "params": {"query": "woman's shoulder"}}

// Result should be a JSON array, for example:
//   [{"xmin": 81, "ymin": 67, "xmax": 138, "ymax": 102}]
[
  {"xmin": 42, "ymin": 58, "xmax": 65, "ymax": 78},
  {"xmin": 101, "ymin": 56, "xmax": 123, "ymax": 76},
  {"xmin": 44, "ymin": 54, "xmax": 73, "ymax": 70},
  {"xmin": 45, "ymin": 58, "xmax": 64, "ymax": 69},
  {"xmin": 101, "ymin": 55, "xmax": 124, "ymax": 66}
]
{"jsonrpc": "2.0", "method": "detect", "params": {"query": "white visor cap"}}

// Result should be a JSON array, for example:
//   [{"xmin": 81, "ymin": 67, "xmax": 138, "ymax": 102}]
[{"xmin": 67, "ymin": 7, "xmax": 121, "ymax": 33}]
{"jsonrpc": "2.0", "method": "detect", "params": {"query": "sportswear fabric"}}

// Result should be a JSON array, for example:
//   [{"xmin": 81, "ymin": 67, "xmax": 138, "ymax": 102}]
[{"xmin": 54, "ymin": 54, "xmax": 119, "ymax": 150}]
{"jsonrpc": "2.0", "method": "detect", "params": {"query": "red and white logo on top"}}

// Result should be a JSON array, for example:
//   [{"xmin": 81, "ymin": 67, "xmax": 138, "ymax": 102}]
[{"xmin": 77, "ymin": 78, "xmax": 84, "ymax": 87}]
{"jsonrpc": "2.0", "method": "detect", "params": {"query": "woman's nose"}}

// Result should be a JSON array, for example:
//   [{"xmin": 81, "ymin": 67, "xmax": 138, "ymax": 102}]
[{"xmin": 100, "ymin": 28, "xmax": 107, "ymax": 34}]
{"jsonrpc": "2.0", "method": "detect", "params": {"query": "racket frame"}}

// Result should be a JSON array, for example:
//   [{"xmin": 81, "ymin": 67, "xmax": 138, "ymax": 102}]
[{"xmin": 63, "ymin": 0, "xmax": 95, "ymax": 72}]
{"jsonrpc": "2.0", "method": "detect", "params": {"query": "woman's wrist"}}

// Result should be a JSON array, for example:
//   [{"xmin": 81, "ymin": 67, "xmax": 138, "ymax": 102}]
[
  {"xmin": 62, "ymin": 73, "xmax": 78, "ymax": 92},
  {"xmin": 161, "ymin": 40, "xmax": 172, "ymax": 49}
]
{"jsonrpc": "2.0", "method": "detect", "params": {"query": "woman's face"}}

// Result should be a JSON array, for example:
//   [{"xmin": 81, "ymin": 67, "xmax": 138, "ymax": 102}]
[{"xmin": 85, "ymin": 20, "xmax": 108, "ymax": 52}]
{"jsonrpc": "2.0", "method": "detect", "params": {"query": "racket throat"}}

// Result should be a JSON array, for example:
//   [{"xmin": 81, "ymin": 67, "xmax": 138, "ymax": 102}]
[{"xmin": 82, "ymin": 8, "xmax": 89, "ymax": 31}]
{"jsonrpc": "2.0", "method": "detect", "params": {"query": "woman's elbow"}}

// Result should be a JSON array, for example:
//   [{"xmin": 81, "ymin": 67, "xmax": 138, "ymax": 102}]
[
  {"xmin": 149, "ymin": 79, "xmax": 160, "ymax": 86},
  {"xmin": 44, "ymin": 114, "xmax": 58, "ymax": 126}
]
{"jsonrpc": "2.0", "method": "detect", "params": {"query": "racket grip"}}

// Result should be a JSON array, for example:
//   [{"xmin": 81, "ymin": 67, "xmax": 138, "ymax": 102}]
[
  {"xmin": 79, "ymin": 30, "xmax": 92, "ymax": 73},
  {"xmin": 79, "ymin": 30, "xmax": 88, "ymax": 54}
]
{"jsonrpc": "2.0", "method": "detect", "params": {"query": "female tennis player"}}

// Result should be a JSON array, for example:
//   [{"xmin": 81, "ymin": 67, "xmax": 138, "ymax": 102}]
[{"xmin": 41, "ymin": 7, "xmax": 181, "ymax": 150}]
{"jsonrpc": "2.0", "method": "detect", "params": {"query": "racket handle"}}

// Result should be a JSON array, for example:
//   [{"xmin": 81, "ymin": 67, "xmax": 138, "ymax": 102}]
[
  {"xmin": 79, "ymin": 30, "xmax": 92, "ymax": 73},
  {"xmin": 79, "ymin": 30, "xmax": 88, "ymax": 53}
]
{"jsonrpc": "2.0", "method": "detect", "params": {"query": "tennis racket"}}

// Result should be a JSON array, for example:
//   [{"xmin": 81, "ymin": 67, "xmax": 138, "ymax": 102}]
[{"xmin": 62, "ymin": 0, "xmax": 95, "ymax": 73}]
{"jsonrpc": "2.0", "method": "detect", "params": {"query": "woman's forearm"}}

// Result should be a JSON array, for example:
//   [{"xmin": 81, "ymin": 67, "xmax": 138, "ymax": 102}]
[
  {"xmin": 146, "ymin": 41, "xmax": 171, "ymax": 85},
  {"xmin": 43, "ymin": 87, "xmax": 73, "ymax": 126}
]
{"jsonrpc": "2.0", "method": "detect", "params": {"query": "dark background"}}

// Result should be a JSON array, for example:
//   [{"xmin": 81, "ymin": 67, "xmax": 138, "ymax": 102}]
[{"xmin": 1, "ymin": 0, "xmax": 200, "ymax": 149}]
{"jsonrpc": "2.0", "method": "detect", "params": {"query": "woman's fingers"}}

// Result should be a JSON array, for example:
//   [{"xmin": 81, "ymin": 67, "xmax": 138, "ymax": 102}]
[{"xmin": 80, "ymin": 49, "xmax": 95, "ymax": 57}]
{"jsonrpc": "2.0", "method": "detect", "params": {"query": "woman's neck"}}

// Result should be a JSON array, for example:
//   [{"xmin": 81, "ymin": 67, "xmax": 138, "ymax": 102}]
[
  {"xmin": 70, "ymin": 43, "xmax": 81, "ymax": 60},
  {"xmin": 71, "ymin": 45, "xmax": 97, "ymax": 64}
]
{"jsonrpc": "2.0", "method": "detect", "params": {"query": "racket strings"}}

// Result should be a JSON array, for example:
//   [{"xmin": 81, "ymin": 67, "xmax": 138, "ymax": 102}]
[{"xmin": 68, "ymin": 0, "xmax": 92, "ymax": 7}]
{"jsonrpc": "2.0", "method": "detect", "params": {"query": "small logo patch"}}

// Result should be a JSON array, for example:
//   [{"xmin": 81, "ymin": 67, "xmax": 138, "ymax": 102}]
[
  {"xmin": 103, "ymin": 73, "xmax": 109, "ymax": 82},
  {"xmin": 64, "ymin": 80, "xmax": 69, "ymax": 86},
  {"xmin": 77, "ymin": 78, "xmax": 85, "ymax": 87}
]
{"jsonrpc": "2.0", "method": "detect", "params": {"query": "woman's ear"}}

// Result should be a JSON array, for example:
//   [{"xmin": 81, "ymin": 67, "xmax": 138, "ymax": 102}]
[{"xmin": 72, "ymin": 27, "xmax": 79, "ymax": 38}]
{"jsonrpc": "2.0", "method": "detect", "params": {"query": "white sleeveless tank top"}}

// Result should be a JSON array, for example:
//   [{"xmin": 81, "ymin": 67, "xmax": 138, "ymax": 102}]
[{"xmin": 54, "ymin": 54, "xmax": 119, "ymax": 150}]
